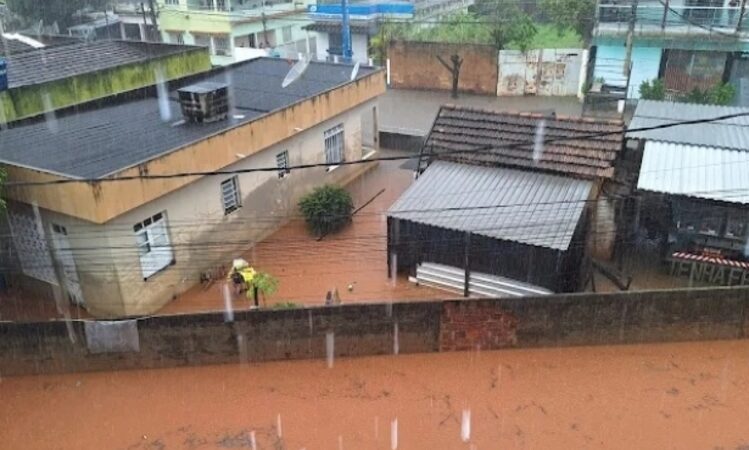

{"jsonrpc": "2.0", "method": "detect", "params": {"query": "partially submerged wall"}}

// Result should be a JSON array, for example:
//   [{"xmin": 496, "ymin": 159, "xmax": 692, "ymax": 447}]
[
  {"xmin": 388, "ymin": 40, "xmax": 499, "ymax": 95},
  {"xmin": 2, "ymin": 286, "xmax": 749, "ymax": 376}
]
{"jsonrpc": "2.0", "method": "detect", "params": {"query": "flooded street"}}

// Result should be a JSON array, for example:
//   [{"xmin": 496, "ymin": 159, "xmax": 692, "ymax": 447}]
[{"xmin": 3, "ymin": 339, "xmax": 749, "ymax": 449}]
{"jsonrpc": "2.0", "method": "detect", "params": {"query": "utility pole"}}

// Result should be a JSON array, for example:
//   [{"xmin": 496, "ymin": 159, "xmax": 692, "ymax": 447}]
[
  {"xmin": 623, "ymin": 0, "xmax": 639, "ymax": 77},
  {"xmin": 261, "ymin": 12, "xmax": 270, "ymax": 47},
  {"xmin": 148, "ymin": 0, "xmax": 161, "ymax": 42},
  {"xmin": 341, "ymin": 0, "xmax": 353, "ymax": 63},
  {"xmin": 140, "ymin": 2, "xmax": 149, "ymax": 41},
  {"xmin": 737, "ymin": 0, "xmax": 747, "ymax": 32},
  {"xmin": 661, "ymin": 0, "xmax": 670, "ymax": 29}
]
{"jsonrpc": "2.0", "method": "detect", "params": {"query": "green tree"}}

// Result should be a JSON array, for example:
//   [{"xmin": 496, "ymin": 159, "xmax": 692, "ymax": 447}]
[
  {"xmin": 541, "ymin": 0, "xmax": 596, "ymax": 43},
  {"xmin": 298, "ymin": 185, "xmax": 354, "ymax": 237},
  {"xmin": 6, "ymin": 0, "xmax": 109, "ymax": 28},
  {"xmin": 639, "ymin": 79, "xmax": 665, "ymax": 100},
  {"xmin": 472, "ymin": 0, "xmax": 537, "ymax": 50}
]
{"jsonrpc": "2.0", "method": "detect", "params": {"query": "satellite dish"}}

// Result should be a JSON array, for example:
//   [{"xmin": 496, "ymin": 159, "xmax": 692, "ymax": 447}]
[
  {"xmin": 281, "ymin": 56, "xmax": 310, "ymax": 88},
  {"xmin": 350, "ymin": 61, "xmax": 360, "ymax": 81}
]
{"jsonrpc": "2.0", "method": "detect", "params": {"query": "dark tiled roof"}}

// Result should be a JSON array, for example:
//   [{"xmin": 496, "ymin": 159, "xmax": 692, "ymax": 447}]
[
  {"xmin": 5, "ymin": 40, "xmax": 200, "ymax": 88},
  {"xmin": 424, "ymin": 105, "xmax": 625, "ymax": 179},
  {"xmin": 0, "ymin": 58, "xmax": 378, "ymax": 179},
  {"xmin": 1, "ymin": 34, "xmax": 81, "ymax": 56}
]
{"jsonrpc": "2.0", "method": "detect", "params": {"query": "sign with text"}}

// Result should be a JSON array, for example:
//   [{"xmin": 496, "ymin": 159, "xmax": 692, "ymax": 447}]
[{"xmin": 667, "ymin": 257, "xmax": 749, "ymax": 287}]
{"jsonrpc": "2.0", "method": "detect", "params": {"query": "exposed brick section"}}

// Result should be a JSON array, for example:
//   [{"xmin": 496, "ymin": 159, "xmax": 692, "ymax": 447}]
[
  {"xmin": 388, "ymin": 40, "xmax": 498, "ymax": 95},
  {"xmin": 439, "ymin": 301, "xmax": 518, "ymax": 351}
]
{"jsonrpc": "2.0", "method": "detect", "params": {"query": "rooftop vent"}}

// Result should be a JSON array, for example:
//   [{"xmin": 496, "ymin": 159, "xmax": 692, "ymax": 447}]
[{"xmin": 177, "ymin": 82, "xmax": 229, "ymax": 124}]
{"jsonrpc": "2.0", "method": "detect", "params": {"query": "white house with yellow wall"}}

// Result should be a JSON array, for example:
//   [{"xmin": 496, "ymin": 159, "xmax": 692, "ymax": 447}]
[{"xmin": 0, "ymin": 58, "xmax": 384, "ymax": 317}]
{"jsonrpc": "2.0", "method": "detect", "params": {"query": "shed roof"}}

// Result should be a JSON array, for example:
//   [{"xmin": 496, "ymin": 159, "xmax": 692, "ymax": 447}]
[
  {"xmin": 388, "ymin": 161, "xmax": 593, "ymax": 251},
  {"xmin": 0, "ymin": 58, "xmax": 377, "ymax": 179},
  {"xmin": 628, "ymin": 100, "xmax": 749, "ymax": 150},
  {"xmin": 4, "ymin": 40, "xmax": 199, "ymax": 88},
  {"xmin": 637, "ymin": 141, "xmax": 749, "ymax": 204},
  {"xmin": 423, "ymin": 105, "xmax": 624, "ymax": 179}
]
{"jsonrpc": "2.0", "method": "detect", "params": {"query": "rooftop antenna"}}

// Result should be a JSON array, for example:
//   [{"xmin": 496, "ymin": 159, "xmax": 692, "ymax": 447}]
[
  {"xmin": 281, "ymin": 55, "xmax": 310, "ymax": 88},
  {"xmin": 350, "ymin": 61, "xmax": 360, "ymax": 81}
]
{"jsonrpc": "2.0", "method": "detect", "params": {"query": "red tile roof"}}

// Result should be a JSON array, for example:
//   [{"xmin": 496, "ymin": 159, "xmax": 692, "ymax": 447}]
[{"xmin": 423, "ymin": 105, "xmax": 625, "ymax": 179}]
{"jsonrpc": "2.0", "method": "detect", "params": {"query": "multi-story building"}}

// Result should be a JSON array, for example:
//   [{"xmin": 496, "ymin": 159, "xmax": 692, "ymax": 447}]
[
  {"xmin": 591, "ymin": 0, "xmax": 749, "ymax": 103},
  {"xmin": 158, "ymin": 0, "xmax": 318, "ymax": 65},
  {"xmin": 305, "ymin": 0, "xmax": 473, "ymax": 64}
]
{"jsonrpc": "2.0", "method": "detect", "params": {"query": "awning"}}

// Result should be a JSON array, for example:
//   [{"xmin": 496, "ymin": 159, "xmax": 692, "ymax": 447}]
[{"xmin": 387, "ymin": 161, "xmax": 593, "ymax": 251}]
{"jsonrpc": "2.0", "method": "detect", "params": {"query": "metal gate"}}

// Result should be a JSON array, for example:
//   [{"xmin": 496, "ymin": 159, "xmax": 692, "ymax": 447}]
[{"xmin": 497, "ymin": 49, "xmax": 583, "ymax": 96}]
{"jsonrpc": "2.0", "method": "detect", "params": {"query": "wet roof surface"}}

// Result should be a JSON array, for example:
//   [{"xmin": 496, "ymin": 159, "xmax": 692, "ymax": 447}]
[
  {"xmin": 4, "ymin": 40, "xmax": 197, "ymax": 88},
  {"xmin": 424, "ymin": 105, "xmax": 624, "ymax": 179},
  {"xmin": 388, "ymin": 161, "xmax": 593, "ymax": 251},
  {"xmin": 628, "ymin": 100, "xmax": 749, "ymax": 150},
  {"xmin": 0, "ymin": 58, "xmax": 376, "ymax": 178}
]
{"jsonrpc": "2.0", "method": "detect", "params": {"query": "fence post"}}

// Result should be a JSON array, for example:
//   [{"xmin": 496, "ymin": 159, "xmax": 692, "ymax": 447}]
[{"xmin": 463, "ymin": 232, "xmax": 471, "ymax": 297}]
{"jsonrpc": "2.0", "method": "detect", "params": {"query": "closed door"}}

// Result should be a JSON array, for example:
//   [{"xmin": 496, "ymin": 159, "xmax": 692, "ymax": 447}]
[{"xmin": 51, "ymin": 224, "xmax": 85, "ymax": 305}]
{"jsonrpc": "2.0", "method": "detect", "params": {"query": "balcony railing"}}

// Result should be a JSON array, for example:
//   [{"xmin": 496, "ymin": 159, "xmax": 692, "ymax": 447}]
[
  {"xmin": 161, "ymin": 1, "xmax": 302, "ymax": 18},
  {"xmin": 597, "ymin": 2, "xmax": 749, "ymax": 34}
]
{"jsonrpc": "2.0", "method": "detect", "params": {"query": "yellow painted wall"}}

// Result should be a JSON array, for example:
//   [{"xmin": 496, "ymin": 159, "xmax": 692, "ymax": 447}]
[{"xmin": 4, "ymin": 70, "xmax": 387, "ymax": 225}]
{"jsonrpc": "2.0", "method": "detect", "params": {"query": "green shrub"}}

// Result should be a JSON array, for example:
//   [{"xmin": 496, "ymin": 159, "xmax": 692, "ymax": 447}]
[
  {"xmin": 685, "ymin": 83, "xmax": 735, "ymax": 106},
  {"xmin": 639, "ymin": 78, "xmax": 665, "ymax": 100},
  {"xmin": 298, "ymin": 185, "xmax": 354, "ymax": 237}
]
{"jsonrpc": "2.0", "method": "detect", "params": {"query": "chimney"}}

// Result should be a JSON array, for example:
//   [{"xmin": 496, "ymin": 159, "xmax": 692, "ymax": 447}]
[{"xmin": 177, "ymin": 82, "xmax": 229, "ymax": 124}]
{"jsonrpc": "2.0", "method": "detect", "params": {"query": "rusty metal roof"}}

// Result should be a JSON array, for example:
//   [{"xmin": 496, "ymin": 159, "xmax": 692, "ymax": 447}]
[{"xmin": 423, "ymin": 105, "xmax": 624, "ymax": 179}]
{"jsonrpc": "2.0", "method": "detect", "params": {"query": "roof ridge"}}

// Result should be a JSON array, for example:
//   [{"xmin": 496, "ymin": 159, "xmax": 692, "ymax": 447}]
[{"xmin": 440, "ymin": 104, "xmax": 624, "ymax": 126}]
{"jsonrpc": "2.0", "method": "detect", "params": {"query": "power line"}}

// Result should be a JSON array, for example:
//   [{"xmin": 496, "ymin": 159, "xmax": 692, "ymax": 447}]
[{"xmin": 8, "ymin": 110, "xmax": 749, "ymax": 187}]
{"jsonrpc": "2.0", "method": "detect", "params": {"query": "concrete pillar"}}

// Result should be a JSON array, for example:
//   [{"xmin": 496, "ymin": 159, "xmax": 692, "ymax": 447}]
[
  {"xmin": 138, "ymin": 23, "xmax": 146, "ymax": 41},
  {"xmin": 120, "ymin": 22, "xmax": 127, "ymax": 40},
  {"xmin": 209, "ymin": 35, "xmax": 216, "ymax": 55}
]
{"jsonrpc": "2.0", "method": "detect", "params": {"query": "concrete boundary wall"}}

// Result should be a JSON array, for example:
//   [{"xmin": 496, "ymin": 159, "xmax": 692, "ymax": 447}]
[{"xmin": 2, "ymin": 286, "xmax": 748, "ymax": 376}]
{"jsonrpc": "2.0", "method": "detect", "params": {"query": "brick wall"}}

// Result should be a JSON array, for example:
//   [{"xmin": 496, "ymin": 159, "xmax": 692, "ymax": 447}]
[
  {"xmin": 3, "ymin": 286, "xmax": 749, "ymax": 376},
  {"xmin": 388, "ymin": 40, "xmax": 498, "ymax": 95},
  {"xmin": 440, "ymin": 302, "xmax": 518, "ymax": 351}
]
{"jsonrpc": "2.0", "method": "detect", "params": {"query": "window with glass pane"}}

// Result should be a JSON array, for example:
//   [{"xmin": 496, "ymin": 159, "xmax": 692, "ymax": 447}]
[
  {"xmin": 276, "ymin": 150, "xmax": 290, "ymax": 178},
  {"xmin": 133, "ymin": 212, "xmax": 173, "ymax": 279},
  {"xmin": 221, "ymin": 176, "xmax": 241, "ymax": 214},
  {"xmin": 324, "ymin": 124, "xmax": 345, "ymax": 165},
  {"xmin": 214, "ymin": 36, "xmax": 230, "ymax": 55}
]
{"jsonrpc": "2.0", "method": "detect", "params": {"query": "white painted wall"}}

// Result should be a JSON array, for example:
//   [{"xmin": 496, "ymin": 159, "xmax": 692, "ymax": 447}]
[
  {"xmin": 352, "ymin": 33, "xmax": 369, "ymax": 64},
  {"xmin": 314, "ymin": 31, "xmax": 329, "ymax": 60},
  {"xmin": 91, "ymin": 99, "xmax": 378, "ymax": 315}
]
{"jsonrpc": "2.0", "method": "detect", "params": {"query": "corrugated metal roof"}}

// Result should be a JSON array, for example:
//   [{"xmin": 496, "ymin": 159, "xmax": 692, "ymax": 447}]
[
  {"xmin": 637, "ymin": 141, "xmax": 749, "ymax": 204},
  {"xmin": 628, "ymin": 100, "xmax": 749, "ymax": 150},
  {"xmin": 387, "ymin": 161, "xmax": 593, "ymax": 251}
]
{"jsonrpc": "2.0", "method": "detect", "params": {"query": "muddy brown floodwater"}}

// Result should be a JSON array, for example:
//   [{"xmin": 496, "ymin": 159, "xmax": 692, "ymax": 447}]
[{"xmin": 3, "ymin": 340, "xmax": 749, "ymax": 449}]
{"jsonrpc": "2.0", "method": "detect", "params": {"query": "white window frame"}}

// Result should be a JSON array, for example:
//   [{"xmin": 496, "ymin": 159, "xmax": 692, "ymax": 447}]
[
  {"xmin": 276, "ymin": 150, "xmax": 291, "ymax": 178},
  {"xmin": 324, "ymin": 124, "xmax": 345, "ymax": 170},
  {"xmin": 213, "ymin": 35, "xmax": 231, "ymax": 56},
  {"xmin": 221, "ymin": 176, "xmax": 241, "ymax": 215},
  {"xmin": 133, "ymin": 212, "xmax": 173, "ymax": 280}
]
